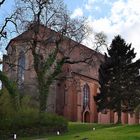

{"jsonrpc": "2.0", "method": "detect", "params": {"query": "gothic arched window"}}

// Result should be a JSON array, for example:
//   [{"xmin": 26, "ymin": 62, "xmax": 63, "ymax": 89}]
[
  {"xmin": 17, "ymin": 51, "xmax": 25, "ymax": 87},
  {"xmin": 83, "ymin": 84, "xmax": 90, "ymax": 109}
]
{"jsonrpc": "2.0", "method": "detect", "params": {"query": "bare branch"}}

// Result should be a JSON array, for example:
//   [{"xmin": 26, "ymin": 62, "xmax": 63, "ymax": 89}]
[
  {"xmin": 0, "ymin": 0, "xmax": 5, "ymax": 7},
  {"xmin": 0, "ymin": 13, "xmax": 18, "ymax": 40}
]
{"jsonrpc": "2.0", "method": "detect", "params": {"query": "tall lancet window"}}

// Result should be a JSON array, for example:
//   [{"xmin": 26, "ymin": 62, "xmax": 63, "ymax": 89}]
[
  {"xmin": 83, "ymin": 84, "xmax": 90, "ymax": 109},
  {"xmin": 17, "ymin": 51, "xmax": 25, "ymax": 88}
]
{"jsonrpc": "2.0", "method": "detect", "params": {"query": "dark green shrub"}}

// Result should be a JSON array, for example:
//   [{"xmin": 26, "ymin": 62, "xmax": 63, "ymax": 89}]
[
  {"xmin": 39, "ymin": 113, "xmax": 68, "ymax": 133},
  {"xmin": 0, "ymin": 111, "xmax": 68, "ymax": 139},
  {"xmin": 0, "ymin": 89, "xmax": 17, "ymax": 118},
  {"xmin": 0, "ymin": 90, "xmax": 68, "ymax": 139}
]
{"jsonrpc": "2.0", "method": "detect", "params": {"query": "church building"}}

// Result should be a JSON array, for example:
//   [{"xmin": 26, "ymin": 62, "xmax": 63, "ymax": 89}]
[{"xmin": 3, "ymin": 24, "xmax": 140, "ymax": 124}]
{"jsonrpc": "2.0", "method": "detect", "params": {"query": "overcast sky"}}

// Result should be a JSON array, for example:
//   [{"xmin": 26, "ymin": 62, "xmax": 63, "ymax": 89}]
[{"xmin": 0, "ymin": 0, "xmax": 140, "ymax": 60}]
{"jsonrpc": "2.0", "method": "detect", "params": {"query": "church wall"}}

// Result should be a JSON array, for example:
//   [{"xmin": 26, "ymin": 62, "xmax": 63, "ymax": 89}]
[
  {"xmin": 128, "ymin": 113, "xmax": 137, "ymax": 125},
  {"xmin": 98, "ymin": 112, "xmax": 110, "ymax": 124},
  {"xmin": 75, "ymin": 74, "xmax": 99, "ymax": 123},
  {"xmin": 114, "ymin": 112, "xmax": 118, "ymax": 124},
  {"xmin": 122, "ymin": 112, "xmax": 128, "ymax": 124},
  {"xmin": 46, "ymin": 81, "xmax": 57, "ymax": 113},
  {"xmin": 55, "ymin": 80, "xmax": 66, "ymax": 116},
  {"xmin": 63, "ymin": 78, "xmax": 77, "ymax": 121}
]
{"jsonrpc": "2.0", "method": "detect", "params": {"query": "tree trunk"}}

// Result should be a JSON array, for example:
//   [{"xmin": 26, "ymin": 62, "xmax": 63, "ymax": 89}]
[
  {"xmin": 39, "ymin": 86, "xmax": 49, "ymax": 112},
  {"xmin": 117, "ymin": 110, "xmax": 122, "ymax": 124}
]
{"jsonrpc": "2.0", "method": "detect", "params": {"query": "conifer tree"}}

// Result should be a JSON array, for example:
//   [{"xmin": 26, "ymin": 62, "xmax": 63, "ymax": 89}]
[{"xmin": 95, "ymin": 35, "xmax": 140, "ymax": 124}]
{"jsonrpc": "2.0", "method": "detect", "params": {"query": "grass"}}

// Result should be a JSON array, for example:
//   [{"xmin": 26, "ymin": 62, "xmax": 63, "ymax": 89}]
[{"xmin": 20, "ymin": 123, "xmax": 140, "ymax": 140}]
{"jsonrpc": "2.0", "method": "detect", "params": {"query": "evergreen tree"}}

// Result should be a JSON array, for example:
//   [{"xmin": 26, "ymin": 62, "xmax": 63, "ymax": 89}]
[{"xmin": 95, "ymin": 35, "xmax": 140, "ymax": 124}]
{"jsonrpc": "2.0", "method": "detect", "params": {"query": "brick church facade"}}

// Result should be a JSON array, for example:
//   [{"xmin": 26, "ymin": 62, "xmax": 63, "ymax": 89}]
[{"xmin": 3, "ymin": 25, "xmax": 140, "ymax": 124}]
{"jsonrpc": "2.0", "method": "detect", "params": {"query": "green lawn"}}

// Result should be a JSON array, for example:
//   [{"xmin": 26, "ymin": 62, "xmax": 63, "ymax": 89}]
[{"xmin": 21, "ymin": 123, "xmax": 140, "ymax": 140}]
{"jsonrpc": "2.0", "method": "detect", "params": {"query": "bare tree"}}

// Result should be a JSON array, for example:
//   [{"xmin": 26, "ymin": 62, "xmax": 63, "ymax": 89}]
[
  {"xmin": 0, "ymin": 0, "xmax": 20, "ymax": 110},
  {"xmin": 6, "ymin": 0, "xmax": 98, "ymax": 112},
  {"xmin": 94, "ymin": 32, "xmax": 107, "ymax": 52}
]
